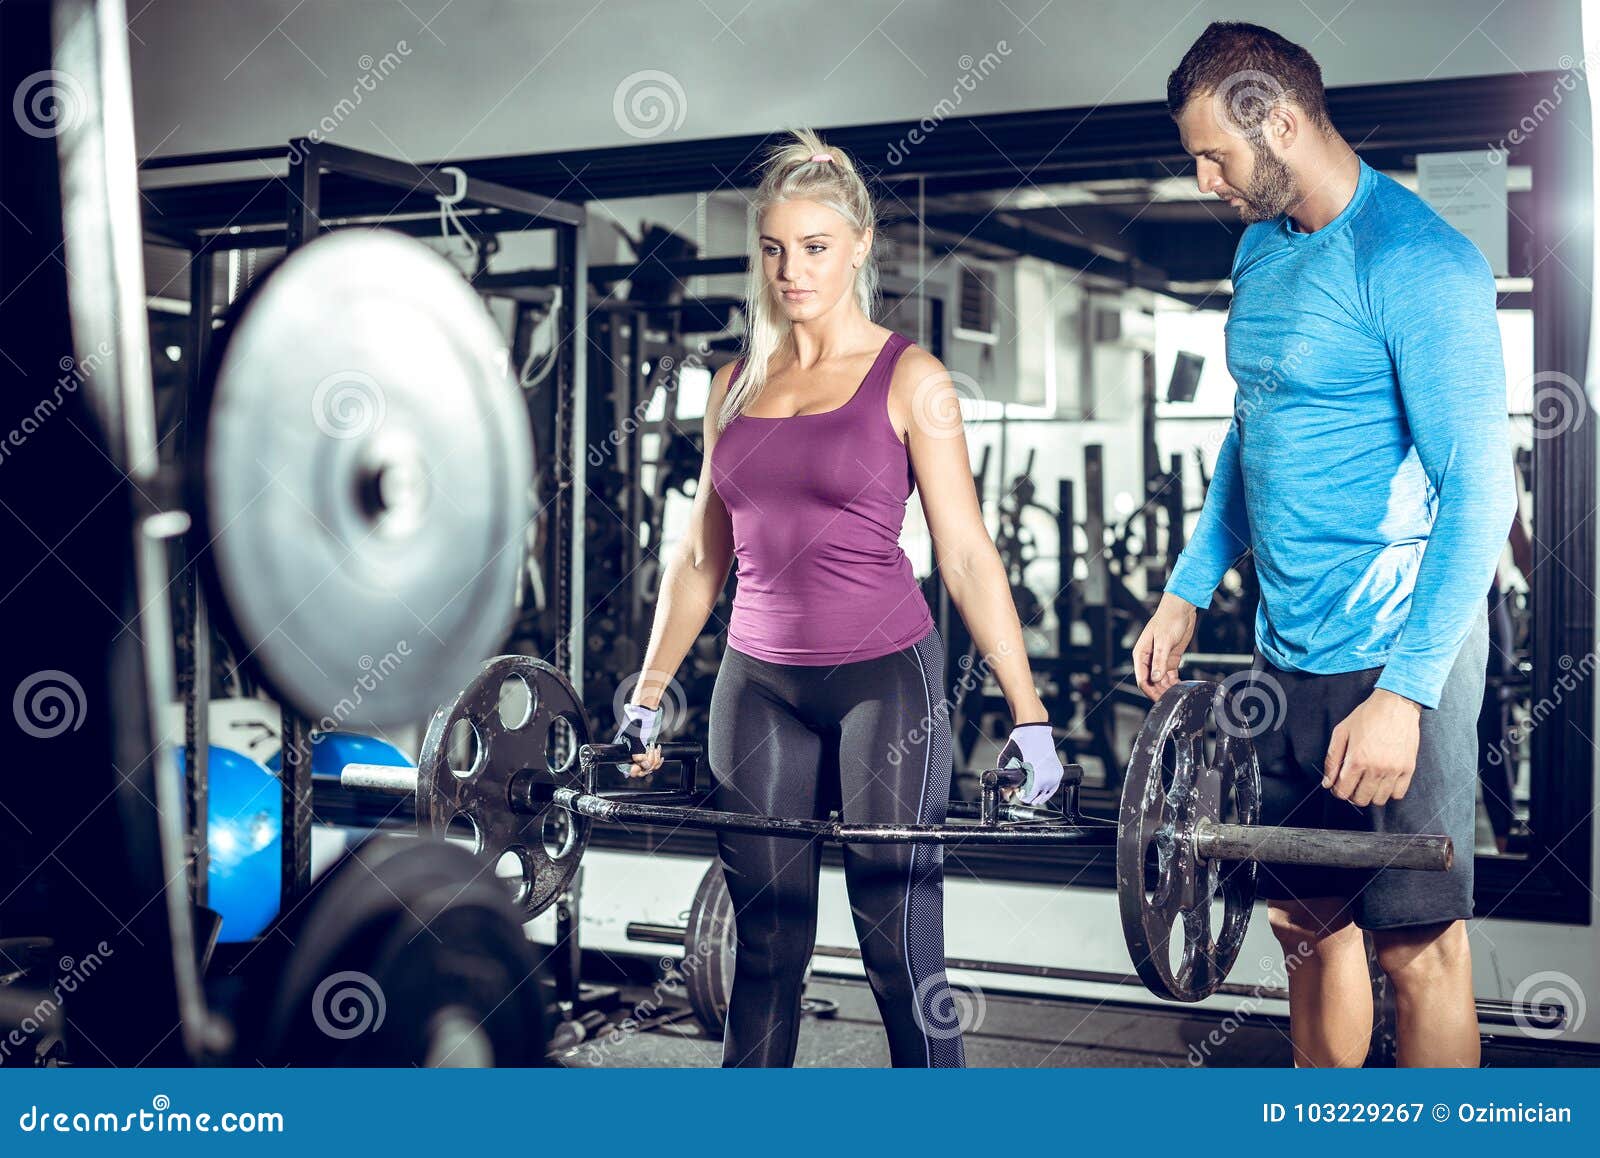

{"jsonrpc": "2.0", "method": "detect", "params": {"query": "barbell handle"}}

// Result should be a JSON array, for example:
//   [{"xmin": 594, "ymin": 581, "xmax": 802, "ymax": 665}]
[
  {"xmin": 583, "ymin": 740, "xmax": 701, "ymax": 764},
  {"xmin": 979, "ymin": 765, "xmax": 1027, "ymax": 823},
  {"xmin": 982, "ymin": 767, "xmax": 1029, "ymax": 790},
  {"xmin": 579, "ymin": 741, "xmax": 701, "ymax": 800},
  {"xmin": 1195, "ymin": 819, "xmax": 1453, "ymax": 872}
]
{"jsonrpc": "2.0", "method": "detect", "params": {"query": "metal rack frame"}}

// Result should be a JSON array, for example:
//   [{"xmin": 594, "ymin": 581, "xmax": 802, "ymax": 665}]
[{"xmin": 145, "ymin": 140, "xmax": 588, "ymax": 918}]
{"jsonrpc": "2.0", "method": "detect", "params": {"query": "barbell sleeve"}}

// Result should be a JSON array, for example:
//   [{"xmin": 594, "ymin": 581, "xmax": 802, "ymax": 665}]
[
  {"xmin": 1194, "ymin": 819, "xmax": 1453, "ymax": 872},
  {"xmin": 340, "ymin": 762, "xmax": 419, "ymax": 797}
]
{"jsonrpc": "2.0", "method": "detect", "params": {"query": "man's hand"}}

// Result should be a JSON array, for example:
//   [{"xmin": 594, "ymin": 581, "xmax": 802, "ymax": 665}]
[
  {"xmin": 1132, "ymin": 593, "xmax": 1199, "ymax": 699},
  {"xmin": 1323, "ymin": 689, "xmax": 1422, "ymax": 807}
]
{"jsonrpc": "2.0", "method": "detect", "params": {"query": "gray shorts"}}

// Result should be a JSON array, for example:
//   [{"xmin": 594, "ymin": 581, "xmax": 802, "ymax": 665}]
[{"xmin": 1245, "ymin": 606, "xmax": 1489, "ymax": 930}]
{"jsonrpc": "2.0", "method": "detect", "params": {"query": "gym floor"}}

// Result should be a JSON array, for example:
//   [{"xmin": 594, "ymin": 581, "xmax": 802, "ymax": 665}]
[{"xmin": 557, "ymin": 977, "xmax": 1600, "ymax": 1068}]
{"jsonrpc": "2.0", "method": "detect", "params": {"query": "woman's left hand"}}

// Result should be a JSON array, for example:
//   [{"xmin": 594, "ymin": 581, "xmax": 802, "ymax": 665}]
[{"xmin": 997, "ymin": 722, "xmax": 1065, "ymax": 805}]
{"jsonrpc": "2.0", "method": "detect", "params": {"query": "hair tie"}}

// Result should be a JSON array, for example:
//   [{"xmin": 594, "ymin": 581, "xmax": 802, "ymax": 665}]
[{"xmin": 809, "ymin": 152, "xmax": 833, "ymax": 163}]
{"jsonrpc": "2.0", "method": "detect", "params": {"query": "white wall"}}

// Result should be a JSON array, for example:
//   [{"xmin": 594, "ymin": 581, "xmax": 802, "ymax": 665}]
[{"xmin": 130, "ymin": 0, "xmax": 1580, "ymax": 164}]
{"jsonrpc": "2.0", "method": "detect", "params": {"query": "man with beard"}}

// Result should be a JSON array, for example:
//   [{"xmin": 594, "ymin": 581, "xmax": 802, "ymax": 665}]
[{"xmin": 1133, "ymin": 22, "xmax": 1516, "ymax": 1066}]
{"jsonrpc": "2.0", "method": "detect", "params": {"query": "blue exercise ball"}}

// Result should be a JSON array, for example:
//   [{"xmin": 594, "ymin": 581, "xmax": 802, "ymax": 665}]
[
  {"xmin": 266, "ymin": 730, "xmax": 411, "ymax": 780},
  {"xmin": 175, "ymin": 745, "xmax": 282, "ymax": 943}
]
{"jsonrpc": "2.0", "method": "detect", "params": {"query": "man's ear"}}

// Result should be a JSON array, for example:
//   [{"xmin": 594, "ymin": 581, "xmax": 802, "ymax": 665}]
[{"xmin": 1266, "ymin": 104, "xmax": 1299, "ymax": 151}]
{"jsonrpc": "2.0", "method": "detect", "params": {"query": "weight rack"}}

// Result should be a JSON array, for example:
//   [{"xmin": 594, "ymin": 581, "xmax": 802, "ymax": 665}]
[{"xmin": 143, "ymin": 141, "xmax": 588, "ymax": 920}]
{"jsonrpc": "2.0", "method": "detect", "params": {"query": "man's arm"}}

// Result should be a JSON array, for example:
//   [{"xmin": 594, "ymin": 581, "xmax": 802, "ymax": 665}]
[
  {"xmin": 1371, "ymin": 238, "xmax": 1517, "ymax": 708},
  {"xmin": 1164, "ymin": 414, "xmax": 1252, "ymax": 608}
]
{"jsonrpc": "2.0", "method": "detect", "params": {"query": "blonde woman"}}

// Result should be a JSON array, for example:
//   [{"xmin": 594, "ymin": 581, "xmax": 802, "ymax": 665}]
[{"xmin": 614, "ymin": 129, "xmax": 1065, "ymax": 1067}]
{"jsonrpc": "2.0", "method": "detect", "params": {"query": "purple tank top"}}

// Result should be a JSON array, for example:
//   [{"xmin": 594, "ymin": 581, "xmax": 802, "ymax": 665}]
[{"xmin": 710, "ymin": 332, "xmax": 934, "ymax": 665}]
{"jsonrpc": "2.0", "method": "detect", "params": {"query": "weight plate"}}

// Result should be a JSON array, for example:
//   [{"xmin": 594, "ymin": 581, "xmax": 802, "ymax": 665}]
[
  {"xmin": 198, "ymin": 229, "xmax": 532, "ymax": 727},
  {"xmin": 416, "ymin": 655, "xmax": 591, "ymax": 918},
  {"xmin": 246, "ymin": 838, "xmax": 549, "ymax": 1066},
  {"xmin": 0, "ymin": 937, "xmax": 54, "ymax": 987},
  {"xmin": 1117, "ymin": 681, "xmax": 1260, "ymax": 1002}
]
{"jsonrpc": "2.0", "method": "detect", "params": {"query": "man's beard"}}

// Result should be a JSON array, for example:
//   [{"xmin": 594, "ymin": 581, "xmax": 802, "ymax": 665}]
[{"xmin": 1234, "ymin": 140, "xmax": 1298, "ymax": 224}]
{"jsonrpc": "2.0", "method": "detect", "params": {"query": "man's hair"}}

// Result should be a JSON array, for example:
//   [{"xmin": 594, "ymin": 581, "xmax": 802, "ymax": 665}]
[{"xmin": 1166, "ymin": 22, "xmax": 1332, "ymax": 135}]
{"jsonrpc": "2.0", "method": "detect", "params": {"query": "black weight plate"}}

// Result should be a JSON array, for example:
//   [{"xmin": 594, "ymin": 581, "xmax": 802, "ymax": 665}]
[
  {"xmin": 0, "ymin": 937, "xmax": 54, "ymax": 987},
  {"xmin": 245, "ymin": 837, "xmax": 549, "ymax": 1066},
  {"xmin": 1117, "ymin": 681, "xmax": 1260, "ymax": 1002},
  {"xmin": 416, "ymin": 655, "xmax": 591, "ymax": 919},
  {"xmin": 198, "ymin": 229, "xmax": 532, "ymax": 727}
]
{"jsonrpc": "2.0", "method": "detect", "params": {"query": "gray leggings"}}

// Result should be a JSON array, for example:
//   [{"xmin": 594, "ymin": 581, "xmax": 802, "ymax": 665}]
[{"xmin": 706, "ymin": 625, "xmax": 965, "ymax": 1067}]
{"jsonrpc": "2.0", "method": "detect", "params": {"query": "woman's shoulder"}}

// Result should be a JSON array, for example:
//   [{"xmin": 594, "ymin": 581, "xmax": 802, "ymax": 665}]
[{"xmin": 886, "ymin": 337, "xmax": 945, "ymax": 394}]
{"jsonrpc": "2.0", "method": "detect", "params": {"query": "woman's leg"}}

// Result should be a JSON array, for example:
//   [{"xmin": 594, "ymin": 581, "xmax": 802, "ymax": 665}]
[
  {"xmin": 707, "ymin": 647, "xmax": 825, "ymax": 1067},
  {"xmin": 830, "ymin": 628, "xmax": 965, "ymax": 1067}
]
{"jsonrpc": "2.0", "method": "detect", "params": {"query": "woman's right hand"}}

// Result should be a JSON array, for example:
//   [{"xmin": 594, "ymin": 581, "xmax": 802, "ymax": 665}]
[
  {"xmin": 1132, "ymin": 593, "xmax": 1199, "ymax": 700},
  {"xmin": 612, "ymin": 701, "xmax": 665, "ymax": 777}
]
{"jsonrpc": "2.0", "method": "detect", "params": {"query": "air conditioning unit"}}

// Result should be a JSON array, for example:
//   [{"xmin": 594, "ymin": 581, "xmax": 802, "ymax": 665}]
[
  {"xmin": 1093, "ymin": 305, "xmax": 1122, "ymax": 344},
  {"xmin": 940, "ymin": 257, "xmax": 1103, "ymax": 411},
  {"xmin": 952, "ymin": 261, "xmax": 999, "ymax": 345}
]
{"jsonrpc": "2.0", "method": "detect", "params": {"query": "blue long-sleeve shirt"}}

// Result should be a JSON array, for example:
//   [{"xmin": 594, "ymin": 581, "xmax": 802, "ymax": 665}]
[{"xmin": 1166, "ymin": 158, "xmax": 1516, "ymax": 709}]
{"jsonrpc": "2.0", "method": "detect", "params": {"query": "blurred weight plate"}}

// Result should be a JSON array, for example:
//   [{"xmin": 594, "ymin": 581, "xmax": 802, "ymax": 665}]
[
  {"xmin": 243, "ymin": 838, "xmax": 550, "ymax": 1066},
  {"xmin": 197, "ymin": 229, "xmax": 532, "ymax": 727}
]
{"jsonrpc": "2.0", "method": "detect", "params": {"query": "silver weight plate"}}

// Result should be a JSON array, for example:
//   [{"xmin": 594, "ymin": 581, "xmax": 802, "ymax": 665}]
[
  {"xmin": 416, "ymin": 655, "xmax": 592, "ymax": 919},
  {"xmin": 202, "ymin": 230, "xmax": 532, "ymax": 727}
]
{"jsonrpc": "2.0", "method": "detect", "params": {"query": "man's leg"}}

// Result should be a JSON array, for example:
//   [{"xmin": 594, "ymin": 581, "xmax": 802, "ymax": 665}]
[
  {"xmin": 1360, "ymin": 608, "xmax": 1487, "ymax": 1068},
  {"xmin": 1246, "ymin": 659, "xmax": 1372, "ymax": 1066},
  {"xmin": 1268, "ymin": 896, "xmax": 1371, "ymax": 1066},
  {"xmin": 1371, "ymin": 919, "xmax": 1479, "ymax": 1067}
]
